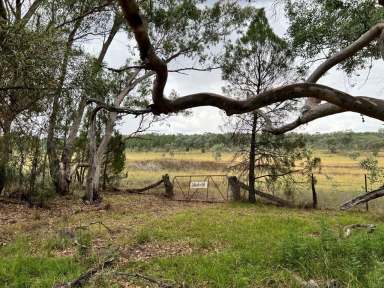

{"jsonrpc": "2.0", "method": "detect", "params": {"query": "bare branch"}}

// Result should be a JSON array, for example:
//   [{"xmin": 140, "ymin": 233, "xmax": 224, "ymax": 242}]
[
  {"xmin": 305, "ymin": 22, "xmax": 384, "ymax": 108},
  {"xmin": 86, "ymin": 98, "xmax": 152, "ymax": 116},
  {"xmin": 20, "ymin": 0, "xmax": 43, "ymax": 26},
  {"xmin": 55, "ymin": 1, "xmax": 114, "ymax": 29}
]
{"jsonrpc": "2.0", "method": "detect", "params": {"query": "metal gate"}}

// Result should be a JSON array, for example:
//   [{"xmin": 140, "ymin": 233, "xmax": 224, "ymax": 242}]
[{"xmin": 172, "ymin": 175, "xmax": 228, "ymax": 202}]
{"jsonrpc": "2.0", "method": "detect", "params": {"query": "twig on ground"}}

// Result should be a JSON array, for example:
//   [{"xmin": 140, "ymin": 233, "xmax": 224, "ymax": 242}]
[
  {"xmin": 115, "ymin": 272, "xmax": 176, "ymax": 288},
  {"xmin": 54, "ymin": 257, "xmax": 115, "ymax": 287},
  {"xmin": 74, "ymin": 221, "xmax": 114, "ymax": 234},
  {"xmin": 113, "ymin": 179, "xmax": 164, "ymax": 194}
]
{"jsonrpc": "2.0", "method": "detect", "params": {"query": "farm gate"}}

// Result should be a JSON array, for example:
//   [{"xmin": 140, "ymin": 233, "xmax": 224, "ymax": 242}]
[{"xmin": 172, "ymin": 175, "xmax": 229, "ymax": 202}]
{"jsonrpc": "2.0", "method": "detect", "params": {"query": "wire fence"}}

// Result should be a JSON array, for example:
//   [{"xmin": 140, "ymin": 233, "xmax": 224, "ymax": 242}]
[{"xmin": 238, "ymin": 172, "xmax": 384, "ymax": 212}]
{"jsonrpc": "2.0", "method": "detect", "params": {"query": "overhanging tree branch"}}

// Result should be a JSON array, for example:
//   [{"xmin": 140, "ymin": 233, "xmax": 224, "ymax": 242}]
[
  {"xmin": 117, "ymin": 0, "xmax": 384, "ymax": 127},
  {"xmin": 86, "ymin": 98, "xmax": 152, "ymax": 115},
  {"xmin": 269, "ymin": 22, "xmax": 384, "ymax": 134}
]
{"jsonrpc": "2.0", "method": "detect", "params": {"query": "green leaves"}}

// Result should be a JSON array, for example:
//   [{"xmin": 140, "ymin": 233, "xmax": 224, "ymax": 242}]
[{"xmin": 286, "ymin": 0, "xmax": 384, "ymax": 74}]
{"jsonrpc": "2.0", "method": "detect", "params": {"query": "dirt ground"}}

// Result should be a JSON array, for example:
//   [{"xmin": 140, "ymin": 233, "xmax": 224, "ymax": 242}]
[{"xmin": 0, "ymin": 193, "xmax": 212, "ymax": 254}]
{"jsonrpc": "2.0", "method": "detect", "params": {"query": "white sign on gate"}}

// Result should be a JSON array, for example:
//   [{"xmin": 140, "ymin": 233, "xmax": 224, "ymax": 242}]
[{"xmin": 190, "ymin": 181, "xmax": 208, "ymax": 189}]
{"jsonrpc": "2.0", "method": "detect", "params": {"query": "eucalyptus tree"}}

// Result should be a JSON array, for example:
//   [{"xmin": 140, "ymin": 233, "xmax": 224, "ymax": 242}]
[
  {"xmin": 85, "ymin": 0, "xmax": 254, "ymax": 202},
  {"xmin": 83, "ymin": 0, "xmax": 384, "ymax": 205},
  {"xmin": 0, "ymin": 0, "xmax": 121, "ymax": 195},
  {"xmin": 44, "ymin": 1, "xmax": 121, "ymax": 196},
  {"xmin": 0, "ymin": 0, "xmax": 64, "ymax": 193},
  {"xmin": 222, "ymin": 9, "xmax": 305, "ymax": 203}
]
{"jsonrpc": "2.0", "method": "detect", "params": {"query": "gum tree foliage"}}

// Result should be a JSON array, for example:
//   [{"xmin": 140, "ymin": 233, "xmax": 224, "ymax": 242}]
[
  {"xmin": 286, "ymin": 0, "xmax": 384, "ymax": 74},
  {"xmin": 0, "ymin": 0, "xmax": 121, "ymax": 196},
  {"xmin": 0, "ymin": 1, "xmax": 65, "ymax": 194},
  {"xmin": 360, "ymin": 156, "xmax": 384, "ymax": 188}
]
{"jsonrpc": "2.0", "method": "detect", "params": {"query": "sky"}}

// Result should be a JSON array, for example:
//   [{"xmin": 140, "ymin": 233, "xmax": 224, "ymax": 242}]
[{"xmin": 89, "ymin": 0, "xmax": 384, "ymax": 135}]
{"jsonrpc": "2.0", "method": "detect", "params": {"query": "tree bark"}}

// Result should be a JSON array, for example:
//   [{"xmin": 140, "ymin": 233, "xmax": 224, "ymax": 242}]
[
  {"xmin": 58, "ymin": 96, "xmax": 87, "ymax": 196},
  {"xmin": 311, "ymin": 174, "xmax": 317, "ymax": 209},
  {"xmin": 248, "ymin": 113, "xmax": 257, "ymax": 203},
  {"xmin": 85, "ymin": 108, "xmax": 102, "ymax": 202},
  {"xmin": 47, "ymin": 19, "xmax": 81, "ymax": 195},
  {"xmin": 0, "ymin": 119, "xmax": 11, "ymax": 194}
]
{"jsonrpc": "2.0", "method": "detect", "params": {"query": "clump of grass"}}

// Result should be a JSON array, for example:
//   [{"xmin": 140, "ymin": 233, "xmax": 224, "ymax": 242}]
[
  {"xmin": 45, "ymin": 231, "xmax": 73, "ymax": 252},
  {"xmin": 135, "ymin": 228, "xmax": 153, "ymax": 245},
  {"xmin": 76, "ymin": 230, "xmax": 92, "ymax": 257},
  {"xmin": 277, "ymin": 221, "xmax": 384, "ymax": 286},
  {"xmin": 0, "ymin": 238, "xmax": 83, "ymax": 288}
]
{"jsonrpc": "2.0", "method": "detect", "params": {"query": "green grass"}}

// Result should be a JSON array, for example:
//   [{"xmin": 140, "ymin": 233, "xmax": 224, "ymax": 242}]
[
  {"xmin": 3, "ymin": 179, "xmax": 384, "ymax": 287},
  {"xmin": 0, "ymin": 238, "xmax": 84, "ymax": 288},
  {"xmin": 122, "ymin": 203, "xmax": 384, "ymax": 287}
]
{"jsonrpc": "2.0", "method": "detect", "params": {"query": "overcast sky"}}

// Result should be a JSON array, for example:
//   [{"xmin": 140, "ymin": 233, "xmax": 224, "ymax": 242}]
[{"xmin": 90, "ymin": 0, "xmax": 384, "ymax": 135}]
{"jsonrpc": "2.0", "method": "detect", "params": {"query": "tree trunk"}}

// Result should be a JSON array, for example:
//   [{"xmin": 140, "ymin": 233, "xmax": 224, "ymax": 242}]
[
  {"xmin": 0, "ymin": 119, "xmax": 12, "ymax": 194},
  {"xmin": 248, "ymin": 113, "xmax": 257, "ymax": 203},
  {"xmin": 58, "ymin": 15, "xmax": 121, "ymax": 197},
  {"xmin": 47, "ymin": 20, "xmax": 81, "ymax": 195},
  {"xmin": 58, "ymin": 96, "xmax": 88, "ymax": 195},
  {"xmin": 85, "ymin": 78, "xmax": 133, "ymax": 201},
  {"xmin": 102, "ymin": 153, "xmax": 109, "ymax": 190},
  {"xmin": 340, "ymin": 186, "xmax": 384, "ymax": 210},
  {"xmin": 85, "ymin": 108, "xmax": 102, "ymax": 203}
]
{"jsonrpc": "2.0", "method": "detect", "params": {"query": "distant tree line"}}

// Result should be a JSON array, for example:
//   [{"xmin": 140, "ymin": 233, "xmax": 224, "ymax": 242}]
[{"xmin": 125, "ymin": 131, "xmax": 384, "ymax": 154}]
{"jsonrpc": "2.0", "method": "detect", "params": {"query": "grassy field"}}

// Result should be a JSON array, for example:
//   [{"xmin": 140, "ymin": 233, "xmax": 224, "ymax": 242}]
[
  {"xmin": 124, "ymin": 150, "xmax": 384, "ymax": 211},
  {"xmin": 2, "ymin": 194, "xmax": 384, "ymax": 287},
  {"xmin": 2, "ymin": 150, "xmax": 384, "ymax": 287}
]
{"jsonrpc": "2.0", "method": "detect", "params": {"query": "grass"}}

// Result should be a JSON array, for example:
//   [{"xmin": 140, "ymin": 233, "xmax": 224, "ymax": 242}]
[
  {"xmin": 1, "ymin": 195, "xmax": 384, "ymax": 287},
  {"xmin": 123, "ymin": 203, "xmax": 384, "ymax": 287},
  {"xmin": 0, "ymin": 238, "xmax": 84, "ymax": 288},
  {"xmin": 2, "ymin": 149, "xmax": 384, "ymax": 287}
]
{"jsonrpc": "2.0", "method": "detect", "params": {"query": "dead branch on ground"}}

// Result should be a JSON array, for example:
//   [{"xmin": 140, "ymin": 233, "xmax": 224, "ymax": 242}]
[
  {"xmin": 54, "ymin": 257, "xmax": 115, "ymax": 288},
  {"xmin": 238, "ymin": 180, "xmax": 293, "ymax": 207},
  {"xmin": 115, "ymin": 272, "xmax": 176, "ymax": 288},
  {"xmin": 340, "ymin": 187, "xmax": 384, "ymax": 210},
  {"xmin": 343, "ymin": 224, "xmax": 376, "ymax": 238}
]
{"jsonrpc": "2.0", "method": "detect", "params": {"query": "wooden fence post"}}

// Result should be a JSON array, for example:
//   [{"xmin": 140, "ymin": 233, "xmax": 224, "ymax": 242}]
[
  {"xmin": 228, "ymin": 176, "xmax": 241, "ymax": 201},
  {"xmin": 311, "ymin": 174, "xmax": 318, "ymax": 209},
  {"xmin": 364, "ymin": 174, "xmax": 369, "ymax": 211},
  {"xmin": 162, "ymin": 174, "xmax": 174, "ymax": 198}
]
